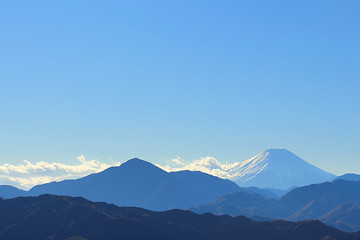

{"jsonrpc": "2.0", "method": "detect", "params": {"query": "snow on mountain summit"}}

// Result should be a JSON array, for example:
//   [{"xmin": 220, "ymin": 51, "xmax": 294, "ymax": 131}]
[{"xmin": 228, "ymin": 149, "xmax": 336, "ymax": 189}]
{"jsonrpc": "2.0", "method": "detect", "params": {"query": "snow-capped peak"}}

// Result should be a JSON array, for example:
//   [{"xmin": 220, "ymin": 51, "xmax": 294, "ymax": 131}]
[{"xmin": 228, "ymin": 149, "xmax": 336, "ymax": 189}]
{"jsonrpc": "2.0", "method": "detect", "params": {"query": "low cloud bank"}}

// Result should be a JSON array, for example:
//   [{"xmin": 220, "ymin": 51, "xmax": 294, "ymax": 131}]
[
  {"xmin": 157, "ymin": 156, "xmax": 240, "ymax": 179},
  {"xmin": 0, "ymin": 155, "xmax": 119, "ymax": 190}
]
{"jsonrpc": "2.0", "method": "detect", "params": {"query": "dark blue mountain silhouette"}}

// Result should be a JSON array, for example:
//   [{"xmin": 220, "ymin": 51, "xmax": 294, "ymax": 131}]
[
  {"xmin": 242, "ymin": 187, "xmax": 282, "ymax": 199},
  {"xmin": 169, "ymin": 170, "xmax": 240, "ymax": 200},
  {"xmin": 191, "ymin": 190, "xmax": 291, "ymax": 219},
  {"xmin": 0, "ymin": 194, "xmax": 358, "ymax": 240},
  {"xmin": 1, "ymin": 158, "xmax": 358, "ymax": 231},
  {"xmin": 279, "ymin": 180, "xmax": 360, "ymax": 211},
  {"xmin": 319, "ymin": 201, "xmax": 360, "ymax": 232},
  {"xmin": 0, "ymin": 185, "xmax": 27, "ymax": 199},
  {"xmin": 28, "ymin": 158, "xmax": 240, "ymax": 210},
  {"xmin": 193, "ymin": 179, "xmax": 360, "ymax": 232}
]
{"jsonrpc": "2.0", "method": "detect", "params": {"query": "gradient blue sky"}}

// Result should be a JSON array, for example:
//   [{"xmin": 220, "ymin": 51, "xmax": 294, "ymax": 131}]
[{"xmin": 0, "ymin": 0, "xmax": 359, "ymax": 175}]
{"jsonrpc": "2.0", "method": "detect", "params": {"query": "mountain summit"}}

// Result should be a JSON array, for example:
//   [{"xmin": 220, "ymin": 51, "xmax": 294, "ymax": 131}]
[{"xmin": 228, "ymin": 149, "xmax": 336, "ymax": 189}]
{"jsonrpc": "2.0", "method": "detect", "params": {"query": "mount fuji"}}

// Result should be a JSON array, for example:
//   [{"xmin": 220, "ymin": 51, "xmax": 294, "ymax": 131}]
[{"xmin": 228, "ymin": 149, "xmax": 336, "ymax": 189}]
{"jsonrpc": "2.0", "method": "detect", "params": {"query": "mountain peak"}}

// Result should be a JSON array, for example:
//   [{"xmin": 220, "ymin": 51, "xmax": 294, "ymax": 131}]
[
  {"xmin": 264, "ymin": 148, "xmax": 287, "ymax": 152},
  {"xmin": 124, "ymin": 157, "xmax": 147, "ymax": 163},
  {"xmin": 94, "ymin": 157, "xmax": 168, "ymax": 181},
  {"xmin": 261, "ymin": 148, "xmax": 294, "ymax": 158},
  {"xmin": 115, "ymin": 157, "xmax": 169, "ymax": 177},
  {"xmin": 229, "ymin": 149, "xmax": 336, "ymax": 189},
  {"xmin": 121, "ymin": 158, "xmax": 154, "ymax": 167},
  {"xmin": 254, "ymin": 148, "xmax": 312, "ymax": 167}
]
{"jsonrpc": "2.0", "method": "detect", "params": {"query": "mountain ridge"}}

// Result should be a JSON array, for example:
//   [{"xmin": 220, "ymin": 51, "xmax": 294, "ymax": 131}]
[
  {"xmin": 0, "ymin": 194, "xmax": 358, "ymax": 240},
  {"xmin": 192, "ymin": 179, "xmax": 360, "ymax": 232}
]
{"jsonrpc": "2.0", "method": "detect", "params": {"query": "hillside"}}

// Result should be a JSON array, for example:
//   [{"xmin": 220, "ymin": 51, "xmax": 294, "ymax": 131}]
[
  {"xmin": 193, "ymin": 180, "xmax": 360, "ymax": 232},
  {"xmin": 0, "ymin": 194, "xmax": 358, "ymax": 240}
]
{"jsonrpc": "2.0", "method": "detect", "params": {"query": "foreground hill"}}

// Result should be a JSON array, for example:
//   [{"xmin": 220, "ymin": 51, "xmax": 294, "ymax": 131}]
[
  {"xmin": 28, "ymin": 158, "xmax": 240, "ymax": 210},
  {"xmin": 192, "ymin": 179, "xmax": 360, "ymax": 232},
  {"xmin": 0, "ymin": 194, "xmax": 358, "ymax": 240},
  {"xmin": 229, "ymin": 149, "xmax": 336, "ymax": 189}
]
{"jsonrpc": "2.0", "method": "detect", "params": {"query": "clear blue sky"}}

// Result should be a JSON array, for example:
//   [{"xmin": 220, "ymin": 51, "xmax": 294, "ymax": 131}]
[{"xmin": 0, "ymin": 0, "xmax": 359, "ymax": 175}]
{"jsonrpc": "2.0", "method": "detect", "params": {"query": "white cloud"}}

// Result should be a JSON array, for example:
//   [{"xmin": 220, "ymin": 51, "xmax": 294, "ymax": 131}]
[
  {"xmin": 171, "ymin": 156, "xmax": 184, "ymax": 166},
  {"xmin": 157, "ymin": 156, "xmax": 240, "ymax": 179},
  {"xmin": 0, "ymin": 155, "xmax": 120, "ymax": 190}
]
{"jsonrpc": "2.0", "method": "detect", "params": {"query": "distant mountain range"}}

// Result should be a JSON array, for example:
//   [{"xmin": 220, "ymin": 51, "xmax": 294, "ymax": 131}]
[
  {"xmin": 228, "ymin": 149, "xmax": 336, "ymax": 189},
  {"xmin": 0, "ymin": 149, "xmax": 337, "ymax": 208},
  {"xmin": 192, "ymin": 179, "xmax": 360, "ymax": 232},
  {"xmin": 0, "ymin": 156, "xmax": 300, "ymax": 210},
  {"xmin": 0, "ymin": 194, "xmax": 358, "ymax": 240},
  {"xmin": 27, "ymin": 158, "xmax": 242, "ymax": 211},
  {"xmin": 0, "ymin": 149, "xmax": 338, "ymax": 196},
  {"xmin": 0, "ymin": 151, "xmax": 359, "ymax": 233}
]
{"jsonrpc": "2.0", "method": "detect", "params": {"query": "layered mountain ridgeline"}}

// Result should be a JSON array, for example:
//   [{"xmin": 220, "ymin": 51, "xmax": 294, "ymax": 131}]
[
  {"xmin": 0, "ymin": 153, "xmax": 358, "ymax": 233},
  {"xmin": 8, "ymin": 158, "xmax": 241, "ymax": 211},
  {"xmin": 0, "ymin": 195, "xmax": 358, "ymax": 240},
  {"xmin": 0, "ymin": 149, "xmax": 338, "ymax": 205},
  {"xmin": 192, "ymin": 179, "xmax": 360, "ymax": 232}
]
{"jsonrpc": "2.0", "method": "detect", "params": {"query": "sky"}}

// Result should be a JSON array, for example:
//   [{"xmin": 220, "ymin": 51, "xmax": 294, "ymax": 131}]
[{"xmin": 0, "ymin": 0, "xmax": 359, "ymax": 188}]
